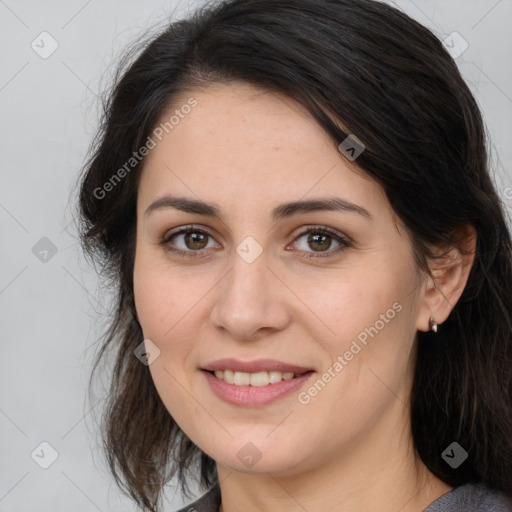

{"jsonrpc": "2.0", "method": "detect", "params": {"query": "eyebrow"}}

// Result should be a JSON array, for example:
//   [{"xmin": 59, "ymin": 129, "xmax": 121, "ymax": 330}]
[{"xmin": 144, "ymin": 195, "xmax": 372, "ymax": 222}]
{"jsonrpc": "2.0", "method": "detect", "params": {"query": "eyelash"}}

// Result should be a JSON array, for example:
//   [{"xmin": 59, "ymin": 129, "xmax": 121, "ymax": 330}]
[{"xmin": 159, "ymin": 224, "xmax": 352, "ymax": 260}]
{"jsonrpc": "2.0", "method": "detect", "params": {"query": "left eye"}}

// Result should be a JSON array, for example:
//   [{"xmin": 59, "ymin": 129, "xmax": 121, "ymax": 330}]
[{"xmin": 290, "ymin": 227, "xmax": 351, "ymax": 258}]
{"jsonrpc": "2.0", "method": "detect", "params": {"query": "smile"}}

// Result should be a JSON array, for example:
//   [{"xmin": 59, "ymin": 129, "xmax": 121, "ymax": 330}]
[
  {"xmin": 210, "ymin": 369, "xmax": 309, "ymax": 386},
  {"xmin": 202, "ymin": 369, "xmax": 315, "ymax": 407}
]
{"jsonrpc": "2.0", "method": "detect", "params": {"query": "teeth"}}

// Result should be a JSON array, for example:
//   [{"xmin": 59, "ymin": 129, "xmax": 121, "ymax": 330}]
[{"xmin": 213, "ymin": 370, "xmax": 298, "ymax": 386}]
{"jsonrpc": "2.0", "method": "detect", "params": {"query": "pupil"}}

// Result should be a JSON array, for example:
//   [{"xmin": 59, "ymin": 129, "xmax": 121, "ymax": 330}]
[
  {"xmin": 186, "ymin": 232, "xmax": 207, "ymax": 249},
  {"xmin": 309, "ymin": 233, "xmax": 331, "ymax": 251}
]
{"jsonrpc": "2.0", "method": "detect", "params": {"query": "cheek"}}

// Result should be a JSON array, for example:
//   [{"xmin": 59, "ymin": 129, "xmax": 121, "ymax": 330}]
[
  {"xmin": 133, "ymin": 248, "xmax": 198, "ymax": 340},
  {"xmin": 133, "ymin": 249, "xmax": 216, "ymax": 393},
  {"xmin": 133, "ymin": 266, "xmax": 171, "ymax": 339},
  {"xmin": 296, "ymin": 260, "xmax": 419, "ymax": 408},
  {"xmin": 319, "ymin": 277, "xmax": 417, "ymax": 400},
  {"xmin": 294, "ymin": 265, "xmax": 413, "ymax": 352},
  {"xmin": 133, "ymin": 253, "xmax": 208, "ymax": 428}
]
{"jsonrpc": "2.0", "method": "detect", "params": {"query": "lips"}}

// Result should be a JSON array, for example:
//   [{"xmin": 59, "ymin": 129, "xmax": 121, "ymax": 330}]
[
  {"xmin": 202, "ymin": 368, "xmax": 315, "ymax": 406},
  {"xmin": 201, "ymin": 358, "xmax": 314, "ymax": 374}
]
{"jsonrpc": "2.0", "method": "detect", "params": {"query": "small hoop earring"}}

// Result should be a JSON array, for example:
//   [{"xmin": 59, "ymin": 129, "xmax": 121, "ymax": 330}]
[{"xmin": 429, "ymin": 317, "xmax": 438, "ymax": 333}]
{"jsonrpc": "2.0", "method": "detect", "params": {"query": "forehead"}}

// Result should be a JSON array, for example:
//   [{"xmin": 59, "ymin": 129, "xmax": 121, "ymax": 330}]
[{"xmin": 137, "ymin": 82, "xmax": 386, "ymax": 217}]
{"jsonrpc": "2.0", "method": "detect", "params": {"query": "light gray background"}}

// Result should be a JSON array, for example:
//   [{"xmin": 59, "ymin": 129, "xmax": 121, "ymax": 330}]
[{"xmin": 1, "ymin": 1, "xmax": 511, "ymax": 511}]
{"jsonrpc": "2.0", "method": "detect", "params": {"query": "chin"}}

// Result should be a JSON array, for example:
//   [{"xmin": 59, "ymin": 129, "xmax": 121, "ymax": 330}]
[{"xmin": 207, "ymin": 436, "xmax": 311, "ymax": 476}]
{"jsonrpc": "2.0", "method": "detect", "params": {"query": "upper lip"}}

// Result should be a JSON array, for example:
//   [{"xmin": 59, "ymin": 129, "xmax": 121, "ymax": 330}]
[{"xmin": 202, "ymin": 358, "xmax": 314, "ymax": 374}]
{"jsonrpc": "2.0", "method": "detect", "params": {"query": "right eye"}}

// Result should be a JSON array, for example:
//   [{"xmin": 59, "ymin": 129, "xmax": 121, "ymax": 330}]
[{"xmin": 160, "ymin": 225, "xmax": 221, "ymax": 258}]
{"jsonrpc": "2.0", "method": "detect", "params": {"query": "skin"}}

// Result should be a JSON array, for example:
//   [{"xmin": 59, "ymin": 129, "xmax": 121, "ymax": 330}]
[{"xmin": 133, "ymin": 82, "xmax": 475, "ymax": 512}]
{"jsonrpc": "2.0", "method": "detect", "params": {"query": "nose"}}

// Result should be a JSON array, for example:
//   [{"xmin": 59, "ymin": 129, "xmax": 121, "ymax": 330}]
[{"xmin": 209, "ymin": 248, "xmax": 291, "ymax": 340}]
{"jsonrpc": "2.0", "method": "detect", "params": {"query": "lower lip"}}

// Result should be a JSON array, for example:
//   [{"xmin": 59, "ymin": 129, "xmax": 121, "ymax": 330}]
[{"xmin": 202, "ymin": 370, "xmax": 315, "ymax": 407}]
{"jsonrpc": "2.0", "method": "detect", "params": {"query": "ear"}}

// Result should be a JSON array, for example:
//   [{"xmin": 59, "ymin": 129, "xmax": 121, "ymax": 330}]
[{"xmin": 416, "ymin": 224, "xmax": 477, "ymax": 332}]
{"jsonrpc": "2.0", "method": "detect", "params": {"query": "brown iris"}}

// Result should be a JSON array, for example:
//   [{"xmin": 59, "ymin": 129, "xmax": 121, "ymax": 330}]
[
  {"xmin": 185, "ymin": 232, "xmax": 208, "ymax": 250},
  {"xmin": 308, "ymin": 233, "xmax": 332, "ymax": 251}
]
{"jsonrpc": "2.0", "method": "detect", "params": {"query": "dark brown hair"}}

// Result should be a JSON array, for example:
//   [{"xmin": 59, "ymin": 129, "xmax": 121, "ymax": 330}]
[{"xmin": 76, "ymin": 0, "xmax": 512, "ymax": 510}]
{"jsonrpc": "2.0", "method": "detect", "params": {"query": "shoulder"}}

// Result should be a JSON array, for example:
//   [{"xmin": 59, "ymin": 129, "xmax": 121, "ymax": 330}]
[
  {"xmin": 173, "ymin": 484, "xmax": 221, "ymax": 512},
  {"xmin": 424, "ymin": 483, "xmax": 512, "ymax": 512},
  {"xmin": 172, "ymin": 482, "xmax": 512, "ymax": 512}
]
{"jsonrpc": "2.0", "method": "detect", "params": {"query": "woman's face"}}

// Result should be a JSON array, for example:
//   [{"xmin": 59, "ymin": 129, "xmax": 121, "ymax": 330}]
[{"xmin": 133, "ymin": 82, "xmax": 430, "ymax": 476}]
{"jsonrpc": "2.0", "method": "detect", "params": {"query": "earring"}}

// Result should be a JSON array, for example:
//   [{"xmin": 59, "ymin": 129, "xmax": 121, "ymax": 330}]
[{"xmin": 429, "ymin": 317, "xmax": 438, "ymax": 333}]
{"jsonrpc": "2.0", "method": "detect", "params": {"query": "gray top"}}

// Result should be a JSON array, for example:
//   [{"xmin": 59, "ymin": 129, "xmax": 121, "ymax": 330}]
[{"xmin": 174, "ymin": 483, "xmax": 512, "ymax": 512}]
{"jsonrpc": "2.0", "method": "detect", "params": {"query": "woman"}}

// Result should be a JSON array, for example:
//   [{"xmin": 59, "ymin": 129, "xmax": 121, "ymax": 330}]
[{"xmin": 77, "ymin": 0, "xmax": 512, "ymax": 511}]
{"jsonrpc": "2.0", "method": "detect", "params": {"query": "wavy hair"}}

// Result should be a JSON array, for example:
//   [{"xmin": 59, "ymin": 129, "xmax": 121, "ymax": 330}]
[{"xmin": 76, "ymin": 0, "xmax": 512, "ymax": 510}]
